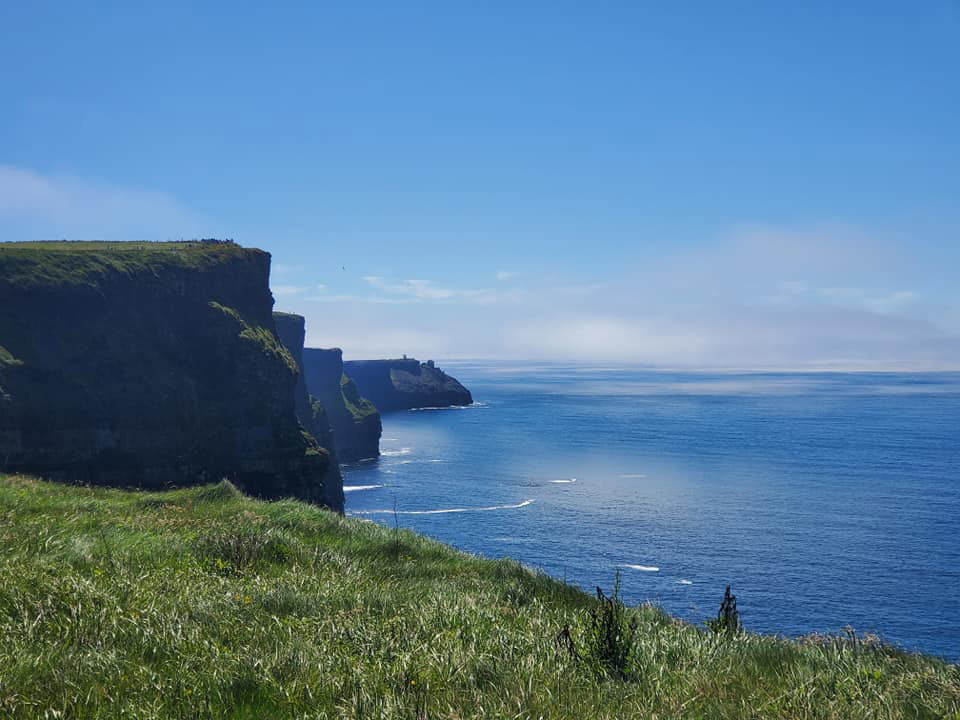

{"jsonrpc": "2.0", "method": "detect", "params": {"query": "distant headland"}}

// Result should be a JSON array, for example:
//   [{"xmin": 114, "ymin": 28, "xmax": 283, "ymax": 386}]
[{"xmin": 343, "ymin": 357, "xmax": 473, "ymax": 412}]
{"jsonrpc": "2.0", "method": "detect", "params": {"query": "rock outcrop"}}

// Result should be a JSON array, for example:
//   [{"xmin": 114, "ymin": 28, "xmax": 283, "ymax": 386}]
[
  {"xmin": 0, "ymin": 241, "xmax": 341, "ymax": 510},
  {"xmin": 343, "ymin": 358, "xmax": 472, "ymax": 412},
  {"xmin": 272, "ymin": 312, "xmax": 344, "ymax": 509},
  {"xmin": 302, "ymin": 348, "xmax": 381, "ymax": 461}
]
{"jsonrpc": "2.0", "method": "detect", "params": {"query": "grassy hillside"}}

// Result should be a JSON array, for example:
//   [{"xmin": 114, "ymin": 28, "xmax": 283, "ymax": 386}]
[{"xmin": 0, "ymin": 476, "xmax": 956, "ymax": 719}]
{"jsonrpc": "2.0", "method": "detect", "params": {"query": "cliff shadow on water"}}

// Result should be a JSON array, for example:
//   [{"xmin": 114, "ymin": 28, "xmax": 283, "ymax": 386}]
[{"xmin": 0, "ymin": 241, "xmax": 342, "ymax": 511}]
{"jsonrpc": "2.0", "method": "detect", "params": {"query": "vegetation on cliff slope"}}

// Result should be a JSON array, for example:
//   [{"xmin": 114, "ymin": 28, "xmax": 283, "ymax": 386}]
[
  {"xmin": 211, "ymin": 301, "xmax": 299, "ymax": 374},
  {"xmin": 341, "ymin": 372, "xmax": 380, "ymax": 422},
  {"xmin": 0, "ymin": 475, "xmax": 956, "ymax": 719}
]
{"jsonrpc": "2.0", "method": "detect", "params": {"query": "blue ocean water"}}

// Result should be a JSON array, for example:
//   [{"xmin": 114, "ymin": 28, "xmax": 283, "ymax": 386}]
[{"xmin": 342, "ymin": 364, "xmax": 960, "ymax": 661}]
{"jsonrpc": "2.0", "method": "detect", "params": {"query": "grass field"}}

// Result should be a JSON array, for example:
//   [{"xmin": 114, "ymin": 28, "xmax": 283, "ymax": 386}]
[
  {"xmin": 0, "ymin": 240, "xmax": 256, "ymax": 291},
  {"xmin": 0, "ymin": 475, "xmax": 956, "ymax": 719}
]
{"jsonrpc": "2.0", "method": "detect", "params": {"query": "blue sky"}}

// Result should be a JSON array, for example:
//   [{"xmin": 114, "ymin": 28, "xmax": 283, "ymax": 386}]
[{"xmin": 2, "ymin": 2, "xmax": 958, "ymax": 366}]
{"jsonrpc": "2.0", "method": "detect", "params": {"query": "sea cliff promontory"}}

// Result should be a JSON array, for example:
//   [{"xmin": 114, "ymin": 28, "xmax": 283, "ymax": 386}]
[
  {"xmin": 302, "ymin": 348, "xmax": 381, "ymax": 461},
  {"xmin": 0, "ymin": 241, "xmax": 341, "ymax": 509},
  {"xmin": 343, "ymin": 357, "xmax": 472, "ymax": 411}
]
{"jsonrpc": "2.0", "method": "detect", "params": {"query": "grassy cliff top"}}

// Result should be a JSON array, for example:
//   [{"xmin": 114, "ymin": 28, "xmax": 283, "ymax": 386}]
[
  {"xmin": 0, "ymin": 240, "xmax": 265, "ymax": 291},
  {"xmin": 0, "ymin": 475, "xmax": 955, "ymax": 719}
]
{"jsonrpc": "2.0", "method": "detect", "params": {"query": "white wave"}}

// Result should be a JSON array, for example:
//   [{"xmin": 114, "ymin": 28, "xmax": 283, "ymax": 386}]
[
  {"xmin": 382, "ymin": 438, "xmax": 398, "ymax": 442},
  {"xmin": 549, "ymin": 478, "xmax": 577, "ymax": 484},
  {"xmin": 619, "ymin": 564, "xmax": 660, "ymax": 572},
  {"xmin": 676, "ymin": 579, "xmax": 693, "ymax": 585},
  {"xmin": 492, "ymin": 536, "xmax": 536, "ymax": 543},
  {"xmin": 396, "ymin": 459, "xmax": 413, "ymax": 465},
  {"xmin": 409, "ymin": 402, "xmax": 488, "ymax": 412},
  {"xmin": 427, "ymin": 459, "xmax": 446, "ymax": 463},
  {"xmin": 353, "ymin": 499, "xmax": 534, "ymax": 516},
  {"xmin": 343, "ymin": 484, "xmax": 384, "ymax": 493},
  {"xmin": 381, "ymin": 448, "xmax": 413, "ymax": 457},
  {"xmin": 619, "ymin": 473, "xmax": 647, "ymax": 479}
]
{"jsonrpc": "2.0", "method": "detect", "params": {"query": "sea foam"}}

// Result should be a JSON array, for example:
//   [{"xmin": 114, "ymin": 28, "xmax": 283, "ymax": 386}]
[{"xmin": 352, "ymin": 499, "xmax": 534, "ymax": 516}]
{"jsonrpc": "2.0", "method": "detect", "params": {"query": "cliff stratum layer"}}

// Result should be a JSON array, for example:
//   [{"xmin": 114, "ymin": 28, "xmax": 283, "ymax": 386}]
[
  {"xmin": 343, "ymin": 358, "xmax": 472, "ymax": 412},
  {"xmin": 0, "ymin": 241, "xmax": 341, "ymax": 510},
  {"xmin": 302, "ymin": 348, "xmax": 381, "ymax": 461}
]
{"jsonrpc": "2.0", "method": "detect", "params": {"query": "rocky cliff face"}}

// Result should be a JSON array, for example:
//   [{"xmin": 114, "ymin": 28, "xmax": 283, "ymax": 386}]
[
  {"xmin": 0, "ymin": 241, "xmax": 340, "ymax": 510},
  {"xmin": 302, "ymin": 348, "xmax": 381, "ymax": 461},
  {"xmin": 272, "ymin": 312, "xmax": 344, "ymax": 509},
  {"xmin": 343, "ymin": 358, "xmax": 472, "ymax": 412}
]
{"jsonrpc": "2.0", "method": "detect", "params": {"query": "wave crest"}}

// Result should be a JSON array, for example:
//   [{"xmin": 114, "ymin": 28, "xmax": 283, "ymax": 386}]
[{"xmin": 352, "ymin": 499, "xmax": 534, "ymax": 516}]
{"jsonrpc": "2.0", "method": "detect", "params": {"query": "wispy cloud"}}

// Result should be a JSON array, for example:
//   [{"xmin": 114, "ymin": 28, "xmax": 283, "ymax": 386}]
[
  {"xmin": 496, "ymin": 270, "xmax": 523, "ymax": 281},
  {"xmin": 362, "ymin": 276, "xmax": 512, "ymax": 304},
  {"xmin": 304, "ymin": 293, "xmax": 415, "ymax": 304},
  {"xmin": 294, "ymin": 225, "xmax": 959, "ymax": 368},
  {"xmin": 0, "ymin": 165, "xmax": 210, "ymax": 240},
  {"xmin": 272, "ymin": 285, "xmax": 310, "ymax": 296},
  {"xmin": 816, "ymin": 288, "xmax": 918, "ymax": 314},
  {"xmin": 764, "ymin": 282, "xmax": 919, "ymax": 314}
]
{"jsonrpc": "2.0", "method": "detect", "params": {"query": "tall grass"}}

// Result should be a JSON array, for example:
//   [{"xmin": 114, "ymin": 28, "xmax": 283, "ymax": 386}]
[{"xmin": 0, "ymin": 474, "xmax": 956, "ymax": 719}]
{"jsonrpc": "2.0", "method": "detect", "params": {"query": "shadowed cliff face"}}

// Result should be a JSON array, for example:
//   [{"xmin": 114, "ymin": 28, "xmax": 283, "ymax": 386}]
[
  {"xmin": 0, "ymin": 241, "xmax": 339, "ymax": 509},
  {"xmin": 272, "ymin": 312, "xmax": 344, "ymax": 509},
  {"xmin": 343, "ymin": 359, "xmax": 472, "ymax": 412},
  {"xmin": 302, "ymin": 348, "xmax": 381, "ymax": 461}
]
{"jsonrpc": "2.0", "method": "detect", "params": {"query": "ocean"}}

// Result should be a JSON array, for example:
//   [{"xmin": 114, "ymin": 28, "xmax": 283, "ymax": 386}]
[{"xmin": 341, "ymin": 364, "xmax": 960, "ymax": 661}]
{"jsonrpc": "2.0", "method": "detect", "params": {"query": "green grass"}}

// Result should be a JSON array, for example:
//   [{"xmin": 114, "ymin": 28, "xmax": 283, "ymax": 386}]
[
  {"xmin": 0, "ymin": 240, "xmax": 259, "ymax": 291},
  {"xmin": 0, "ymin": 475, "xmax": 956, "ymax": 719}
]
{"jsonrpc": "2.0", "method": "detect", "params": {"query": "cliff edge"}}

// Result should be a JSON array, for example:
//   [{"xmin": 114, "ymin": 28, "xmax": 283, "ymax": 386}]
[
  {"xmin": 0, "ymin": 241, "xmax": 340, "ymax": 509},
  {"xmin": 343, "ymin": 358, "xmax": 472, "ymax": 412},
  {"xmin": 302, "ymin": 348, "xmax": 381, "ymax": 461}
]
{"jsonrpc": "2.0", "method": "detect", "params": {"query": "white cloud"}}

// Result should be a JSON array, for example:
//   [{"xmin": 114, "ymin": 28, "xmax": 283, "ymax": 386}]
[
  {"xmin": 496, "ymin": 306, "xmax": 959, "ymax": 369},
  {"xmin": 496, "ymin": 270, "xmax": 523, "ymax": 281},
  {"xmin": 0, "ymin": 165, "xmax": 210, "ymax": 240},
  {"xmin": 287, "ymin": 225, "xmax": 959, "ymax": 368}
]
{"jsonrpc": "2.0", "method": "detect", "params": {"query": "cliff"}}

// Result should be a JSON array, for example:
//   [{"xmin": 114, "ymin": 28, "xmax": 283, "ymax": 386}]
[
  {"xmin": 272, "ymin": 312, "xmax": 344, "ymax": 509},
  {"xmin": 302, "ymin": 348, "xmax": 381, "ymax": 461},
  {"xmin": 343, "ymin": 358, "xmax": 473, "ymax": 412},
  {"xmin": 0, "ymin": 241, "xmax": 341, "ymax": 510}
]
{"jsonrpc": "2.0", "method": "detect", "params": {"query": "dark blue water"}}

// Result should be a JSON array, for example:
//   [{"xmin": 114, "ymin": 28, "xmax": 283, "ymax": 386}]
[{"xmin": 342, "ymin": 365, "xmax": 960, "ymax": 661}]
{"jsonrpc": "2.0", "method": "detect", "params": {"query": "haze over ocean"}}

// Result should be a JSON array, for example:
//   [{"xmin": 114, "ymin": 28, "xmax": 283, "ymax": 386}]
[{"xmin": 344, "ymin": 363, "xmax": 960, "ymax": 661}]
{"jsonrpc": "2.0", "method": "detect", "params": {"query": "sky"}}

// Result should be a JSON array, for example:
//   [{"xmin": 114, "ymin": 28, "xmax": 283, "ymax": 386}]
[{"xmin": 1, "ymin": 2, "xmax": 958, "ymax": 367}]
